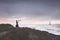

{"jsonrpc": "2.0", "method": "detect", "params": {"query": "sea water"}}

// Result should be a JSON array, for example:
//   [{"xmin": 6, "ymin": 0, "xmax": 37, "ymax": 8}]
[{"xmin": 19, "ymin": 24, "xmax": 60, "ymax": 35}]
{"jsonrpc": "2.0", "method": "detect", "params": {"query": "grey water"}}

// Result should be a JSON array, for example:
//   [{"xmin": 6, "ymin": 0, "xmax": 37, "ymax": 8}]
[{"xmin": 18, "ymin": 24, "xmax": 60, "ymax": 35}]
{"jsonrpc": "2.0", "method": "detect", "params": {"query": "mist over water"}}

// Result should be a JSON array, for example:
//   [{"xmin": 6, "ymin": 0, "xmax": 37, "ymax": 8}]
[{"xmin": 17, "ymin": 24, "xmax": 60, "ymax": 35}]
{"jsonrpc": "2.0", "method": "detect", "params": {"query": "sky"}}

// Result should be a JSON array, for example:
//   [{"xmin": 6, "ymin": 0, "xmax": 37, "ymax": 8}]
[{"xmin": 0, "ymin": 0, "xmax": 60, "ymax": 24}]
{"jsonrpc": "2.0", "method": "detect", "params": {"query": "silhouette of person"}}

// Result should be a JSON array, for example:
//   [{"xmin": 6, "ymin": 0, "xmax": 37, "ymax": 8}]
[{"xmin": 16, "ymin": 20, "xmax": 19, "ymax": 27}]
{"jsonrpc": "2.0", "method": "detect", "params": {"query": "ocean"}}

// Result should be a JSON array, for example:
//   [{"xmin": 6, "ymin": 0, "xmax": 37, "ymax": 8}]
[{"xmin": 17, "ymin": 24, "xmax": 60, "ymax": 35}]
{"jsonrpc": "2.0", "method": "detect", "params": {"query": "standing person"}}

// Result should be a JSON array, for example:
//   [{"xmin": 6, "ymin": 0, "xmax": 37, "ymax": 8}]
[{"xmin": 16, "ymin": 20, "xmax": 19, "ymax": 27}]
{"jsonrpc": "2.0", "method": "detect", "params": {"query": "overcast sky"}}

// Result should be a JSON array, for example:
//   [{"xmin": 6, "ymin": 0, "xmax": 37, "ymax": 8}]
[{"xmin": 0, "ymin": 0, "xmax": 60, "ymax": 24}]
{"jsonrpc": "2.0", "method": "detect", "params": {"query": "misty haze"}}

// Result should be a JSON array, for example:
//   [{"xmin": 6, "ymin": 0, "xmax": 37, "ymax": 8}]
[{"xmin": 0, "ymin": 0, "xmax": 60, "ymax": 40}]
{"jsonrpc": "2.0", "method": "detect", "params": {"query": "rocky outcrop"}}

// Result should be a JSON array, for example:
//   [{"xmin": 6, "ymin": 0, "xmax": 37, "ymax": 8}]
[
  {"xmin": 0, "ymin": 24, "xmax": 14, "ymax": 32},
  {"xmin": 0, "ymin": 27, "xmax": 60, "ymax": 40}
]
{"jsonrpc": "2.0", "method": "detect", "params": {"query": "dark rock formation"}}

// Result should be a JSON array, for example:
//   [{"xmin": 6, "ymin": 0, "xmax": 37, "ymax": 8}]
[
  {"xmin": 0, "ymin": 27, "xmax": 60, "ymax": 40},
  {"xmin": 0, "ymin": 24, "xmax": 14, "ymax": 32}
]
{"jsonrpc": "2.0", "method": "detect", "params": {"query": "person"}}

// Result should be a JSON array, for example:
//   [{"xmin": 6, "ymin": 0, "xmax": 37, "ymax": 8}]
[{"xmin": 16, "ymin": 20, "xmax": 19, "ymax": 27}]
